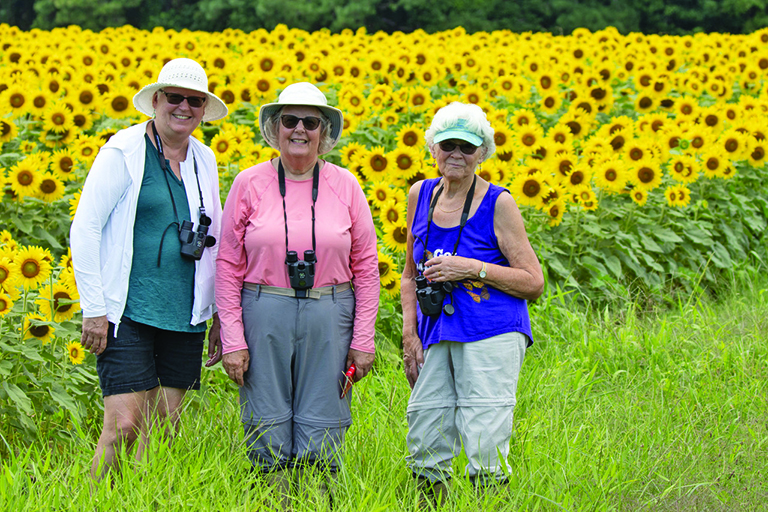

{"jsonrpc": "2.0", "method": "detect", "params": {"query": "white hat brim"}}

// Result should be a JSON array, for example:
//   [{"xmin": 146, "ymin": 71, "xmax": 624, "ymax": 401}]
[
  {"xmin": 259, "ymin": 102, "xmax": 344, "ymax": 152},
  {"xmin": 133, "ymin": 83, "xmax": 229, "ymax": 123}
]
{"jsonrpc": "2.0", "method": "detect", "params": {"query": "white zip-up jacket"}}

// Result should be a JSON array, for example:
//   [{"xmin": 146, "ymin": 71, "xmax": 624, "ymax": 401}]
[{"xmin": 70, "ymin": 121, "xmax": 221, "ymax": 335}]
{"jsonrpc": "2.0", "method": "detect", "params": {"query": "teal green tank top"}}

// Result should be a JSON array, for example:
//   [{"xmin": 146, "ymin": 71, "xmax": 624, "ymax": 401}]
[{"xmin": 123, "ymin": 134, "xmax": 205, "ymax": 333}]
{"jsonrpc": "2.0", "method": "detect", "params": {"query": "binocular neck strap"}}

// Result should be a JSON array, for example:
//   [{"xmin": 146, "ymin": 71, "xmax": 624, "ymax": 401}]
[
  {"xmin": 277, "ymin": 159, "xmax": 320, "ymax": 256},
  {"xmin": 151, "ymin": 121, "xmax": 207, "ymax": 220},
  {"xmin": 421, "ymin": 174, "xmax": 477, "ymax": 271}
]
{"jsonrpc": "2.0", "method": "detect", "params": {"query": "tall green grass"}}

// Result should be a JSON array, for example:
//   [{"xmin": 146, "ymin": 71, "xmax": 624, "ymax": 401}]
[{"xmin": 1, "ymin": 271, "xmax": 767, "ymax": 511}]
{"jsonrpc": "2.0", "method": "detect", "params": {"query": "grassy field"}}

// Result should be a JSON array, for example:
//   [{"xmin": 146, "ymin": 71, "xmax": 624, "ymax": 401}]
[{"xmin": 1, "ymin": 271, "xmax": 767, "ymax": 512}]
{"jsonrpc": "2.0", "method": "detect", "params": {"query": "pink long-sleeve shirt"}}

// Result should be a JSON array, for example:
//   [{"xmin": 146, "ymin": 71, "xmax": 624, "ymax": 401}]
[{"xmin": 216, "ymin": 160, "xmax": 380, "ymax": 355}]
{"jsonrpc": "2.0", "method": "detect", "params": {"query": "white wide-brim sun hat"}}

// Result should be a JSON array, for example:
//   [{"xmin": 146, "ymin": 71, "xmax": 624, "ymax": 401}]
[
  {"xmin": 259, "ymin": 82, "xmax": 344, "ymax": 151},
  {"xmin": 133, "ymin": 58, "xmax": 228, "ymax": 123}
]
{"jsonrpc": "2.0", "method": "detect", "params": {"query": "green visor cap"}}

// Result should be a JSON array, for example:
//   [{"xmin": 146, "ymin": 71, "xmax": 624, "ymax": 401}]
[{"xmin": 433, "ymin": 119, "xmax": 483, "ymax": 146}]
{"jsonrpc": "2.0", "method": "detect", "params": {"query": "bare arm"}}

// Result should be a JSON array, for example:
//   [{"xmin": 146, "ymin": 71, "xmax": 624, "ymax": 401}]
[
  {"xmin": 422, "ymin": 192, "xmax": 544, "ymax": 301},
  {"xmin": 401, "ymin": 182, "xmax": 424, "ymax": 389}
]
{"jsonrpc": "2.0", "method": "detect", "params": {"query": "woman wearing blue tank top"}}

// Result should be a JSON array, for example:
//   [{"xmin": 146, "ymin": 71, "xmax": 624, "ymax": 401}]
[{"xmin": 401, "ymin": 102, "xmax": 544, "ymax": 503}]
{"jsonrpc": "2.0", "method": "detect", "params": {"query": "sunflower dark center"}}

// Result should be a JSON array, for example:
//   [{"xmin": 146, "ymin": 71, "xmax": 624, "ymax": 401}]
[
  {"xmin": 22, "ymin": 260, "xmax": 40, "ymax": 278},
  {"xmin": 523, "ymin": 180, "xmax": 540, "ymax": 197},
  {"xmin": 393, "ymin": 226, "xmax": 407, "ymax": 243},
  {"xmin": 638, "ymin": 167, "xmax": 655, "ymax": 183},
  {"xmin": 402, "ymin": 132, "xmax": 418, "ymax": 146},
  {"xmin": 40, "ymin": 179, "xmax": 57, "ymax": 194},
  {"xmin": 112, "ymin": 96, "xmax": 128, "ymax": 111},
  {"xmin": 371, "ymin": 156, "xmax": 387, "ymax": 172},
  {"xmin": 17, "ymin": 170, "xmax": 34, "ymax": 186},
  {"xmin": 53, "ymin": 291, "xmax": 72, "ymax": 312},
  {"xmin": 30, "ymin": 324, "xmax": 50, "ymax": 337}
]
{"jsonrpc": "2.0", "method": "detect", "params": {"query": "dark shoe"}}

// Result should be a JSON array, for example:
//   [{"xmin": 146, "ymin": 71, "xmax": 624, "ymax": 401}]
[{"xmin": 416, "ymin": 476, "xmax": 449, "ymax": 509}]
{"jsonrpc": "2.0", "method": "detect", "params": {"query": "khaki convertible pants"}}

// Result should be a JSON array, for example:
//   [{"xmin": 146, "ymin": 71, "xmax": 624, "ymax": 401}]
[{"xmin": 406, "ymin": 332, "xmax": 527, "ymax": 483}]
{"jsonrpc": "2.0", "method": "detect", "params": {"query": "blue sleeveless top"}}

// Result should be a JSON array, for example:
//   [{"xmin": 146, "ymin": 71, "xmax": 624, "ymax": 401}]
[{"xmin": 411, "ymin": 178, "xmax": 534, "ymax": 350}]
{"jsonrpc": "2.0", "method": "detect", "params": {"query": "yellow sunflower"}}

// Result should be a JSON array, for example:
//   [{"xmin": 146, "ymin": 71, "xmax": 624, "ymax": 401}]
[
  {"xmin": 69, "ymin": 189, "xmax": 82, "ymax": 221},
  {"xmin": 50, "ymin": 149, "xmax": 78, "ymax": 181},
  {"xmin": 718, "ymin": 128, "xmax": 748, "ymax": 160},
  {"xmin": 8, "ymin": 158, "xmax": 42, "ymax": 199},
  {"xmin": 667, "ymin": 154, "xmax": 699, "ymax": 184},
  {"xmin": 747, "ymin": 140, "xmax": 768, "ymax": 168},
  {"xmin": 397, "ymin": 123, "xmax": 424, "ymax": 148},
  {"xmin": 378, "ymin": 199, "xmax": 406, "ymax": 228},
  {"xmin": 339, "ymin": 142, "xmax": 367, "ymax": 167},
  {"xmin": 665, "ymin": 184, "xmax": 692, "ymax": 208},
  {"xmin": 2, "ymin": 83, "xmax": 31, "ymax": 115},
  {"xmin": 382, "ymin": 275, "xmax": 401, "ymax": 298},
  {"xmin": 594, "ymin": 157, "xmax": 628, "ymax": 193},
  {"xmin": 13, "ymin": 246, "xmax": 52, "ymax": 289},
  {"xmin": 67, "ymin": 340, "xmax": 86, "ymax": 364},
  {"xmin": 510, "ymin": 174, "xmax": 547, "ymax": 207},
  {"xmin": 210, "ymin": 132, "xmax": 236, "ymax": 162},
  {"xmin": 104, "ymin": 87, "xmax": 136, "ymax": 119},
  {"xmin": 388, "ymin": 146, "xmax": 421, "ymax": 180},
  {"xmin": 37, "ymin": 281, "xmax": 80, "ymax": 323},
  {"xmin": 575, "ymin": 187, "xmax": 599, "ymax": 211},
  {"xmin": 629, "ymin": 159, "xmax": 663, "ymax": 191},
  {"xmin": 70, "ymin": 106, "xmax": 95, "ymax": 131},
  {"xmin": 545, "ymin": 199, "xmax": 566, "ymax": 227},
  {"xmin": 367, "ymin": 181, "xmax": 392, "ymax": 208},
  {"xmin": 0, "ymin": 291, "xmax": 13, "ymax": 317},
  {"xmin": 377, "ymin": 251, "xmax": 397, "ymax": 286},
  {"xmin": 0, "ymin": 256, "xmax": 18, "ymax": 291},
  {"xmin": 630, "ymin": 188, "xmax": 649, "ymax": 206},
  {"xmin": 42, "ymin": 102, "xmax": 74, "ymax": 133},
  {"xmin": 362, "ymin": 146, "xmax": 390, "ymax": 180},
  {"xmin": 381, "ymin": 222, "xmax": 408, "ymax": 253},
  {"xmin": 35, "ymin": 173, "xmax": 65, "ymax": 203},
  {"xmin": 24, "ymin": 313, "xmax": 55, "ymax": 344},
  {"xmin": 0, "ymin": 119, "xmax": 19, "ymax": 142}
]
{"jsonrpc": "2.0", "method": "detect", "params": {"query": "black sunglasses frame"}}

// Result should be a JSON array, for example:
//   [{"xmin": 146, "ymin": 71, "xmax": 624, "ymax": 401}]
[
  {"xmin": 281, "ymin": 115, "xmax": 323, "ymax": 131},
  {"xmin": 438, "ymin": 140, "xmax": 480, "ymax": 155},
  {"xmin": 159, "ymin": 89, "xmax": 207, "ymax": 108}
]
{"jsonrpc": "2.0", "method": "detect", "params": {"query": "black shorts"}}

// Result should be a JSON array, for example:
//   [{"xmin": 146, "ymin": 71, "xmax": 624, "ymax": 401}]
[{"xmin": 96, "ymin": 316, "xmax": 206, "ymax": 397}]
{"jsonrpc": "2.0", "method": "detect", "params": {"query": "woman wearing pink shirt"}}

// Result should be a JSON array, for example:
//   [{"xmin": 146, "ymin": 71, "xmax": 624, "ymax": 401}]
[{"xmin": 215, "ymin": 82, "xmax": 379, "ymax": 500}]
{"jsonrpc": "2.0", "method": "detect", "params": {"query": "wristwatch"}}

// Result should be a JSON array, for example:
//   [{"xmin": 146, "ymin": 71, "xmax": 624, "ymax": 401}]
[{"xmin": 478, "ymin": 261, "xmax": 487, "ymax": 279}]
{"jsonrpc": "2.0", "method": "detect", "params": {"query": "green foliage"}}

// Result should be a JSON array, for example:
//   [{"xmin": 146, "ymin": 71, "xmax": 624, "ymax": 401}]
[{"xmin": 3, "ymin": 0, "xmax": 768, "ymax": 34}]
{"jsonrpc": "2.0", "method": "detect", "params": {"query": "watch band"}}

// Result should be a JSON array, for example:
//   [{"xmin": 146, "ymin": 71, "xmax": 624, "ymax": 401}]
[{"xmin": 479, "ymin": 261, "xmax": 487, "ymax": 279}]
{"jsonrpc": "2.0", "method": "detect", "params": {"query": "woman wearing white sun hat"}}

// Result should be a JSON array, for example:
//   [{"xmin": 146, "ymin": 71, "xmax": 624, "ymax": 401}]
[
  {"xmin": 71, "ymin": 58, "xmax": 228, "ymax": 481},
  {"xmin": 215, "ymin": 82, "xmax": 379, "ymax": 497}
]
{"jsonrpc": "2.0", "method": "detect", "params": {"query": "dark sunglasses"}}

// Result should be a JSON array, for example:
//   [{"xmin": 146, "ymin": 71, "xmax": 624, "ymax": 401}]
[
  {"xmin": 281, "ymin": 115, "xmax": 322, "ymax": 131},
  {"xmin": 438, "ymin": 140, "xmax": 479, "ymax": 155},
  {"xmin": 159, "ymin": 89, "xmax": 207, "ymax": 108}
]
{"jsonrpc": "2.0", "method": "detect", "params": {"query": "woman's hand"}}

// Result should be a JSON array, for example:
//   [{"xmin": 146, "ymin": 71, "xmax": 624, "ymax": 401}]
[
  {"xmin": 205, "ymin": 313, "xmax": 222, "ymax": 367},
  {"xmin": 222, "ymin": 349, "xmax": 250, "ymax": 386},
  {"xmin": 81, "ymin": 316, "xmax": 109, "ymax": 355},
  {"xmin": 402, "ymin": 332, "xmax": 424, "ymax": 389},
  {"xmin": 422, "ymin": 255, "xmax": 479, "ymax": 283},
  {"xmin": 345, "ymin": 349, "xmax": 375, "ymax": 383}
]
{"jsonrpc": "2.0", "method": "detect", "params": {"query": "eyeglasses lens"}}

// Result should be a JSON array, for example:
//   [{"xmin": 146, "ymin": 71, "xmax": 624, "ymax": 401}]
[
  {"xmin": 281, "ymin": 115, "xmax": 321, "ymax": 131},
  {"xmin": 163, "ymin": 91, "xmax": 207, "ymax": 108},
  {"xmin": 439, "ymin": 141, "xmax": 478, "ymax": 155}
]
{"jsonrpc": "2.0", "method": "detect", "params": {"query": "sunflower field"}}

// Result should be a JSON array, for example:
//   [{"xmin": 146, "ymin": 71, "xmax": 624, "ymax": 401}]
[{"xmin": 1, "ymin": 22, "xmax": 768, "ymax": 444}]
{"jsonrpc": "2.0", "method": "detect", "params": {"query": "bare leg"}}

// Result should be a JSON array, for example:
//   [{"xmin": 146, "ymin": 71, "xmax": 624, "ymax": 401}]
[
  {"xmin": 136, "ymin": 387, "xmax": 187, "ymax": 462},
  {"xmin": 91, "ymin": 391, "xmax": 147, "ymax": 481}
]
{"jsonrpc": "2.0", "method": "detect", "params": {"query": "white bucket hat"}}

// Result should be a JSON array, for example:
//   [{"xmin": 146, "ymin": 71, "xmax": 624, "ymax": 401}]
[
  {"xmin": 132, "ymin": 58, "xmax": 228, "ymax": 122},
  {"xmin": 259, "ymin": 82, "xmax": 344, "ymax": 151}
]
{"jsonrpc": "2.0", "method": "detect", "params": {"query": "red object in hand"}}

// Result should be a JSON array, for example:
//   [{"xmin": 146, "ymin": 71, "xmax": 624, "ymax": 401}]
[{"xmin": 340, "ymin": 363, "xmax": 356, "ymax": 398}]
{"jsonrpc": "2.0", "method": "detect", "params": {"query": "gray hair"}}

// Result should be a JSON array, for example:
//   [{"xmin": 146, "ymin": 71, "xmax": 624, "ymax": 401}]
[
  {"xmin": 262, "ymin": 106, "xmax": 336, "ymax": 155},
  {"xmin": 425, "ymin": 102, "xmax": 496, "ymax": 159}
]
